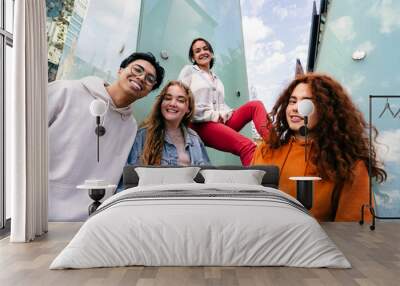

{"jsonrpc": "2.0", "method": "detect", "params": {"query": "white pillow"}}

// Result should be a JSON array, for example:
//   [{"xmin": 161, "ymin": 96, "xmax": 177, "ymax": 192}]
[
  {"xmin": 200, "ymin": 169, "xmax": 266, "ymax": 185},
  {"xmin": 135, "ymin": 167, "xmax": 200, "ymax": 186}
]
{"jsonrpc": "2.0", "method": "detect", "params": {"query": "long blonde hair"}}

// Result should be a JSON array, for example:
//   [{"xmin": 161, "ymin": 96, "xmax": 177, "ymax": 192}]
[{"xmin": 141, "ymin": 80, "xmax": 195, "ymax": 165}]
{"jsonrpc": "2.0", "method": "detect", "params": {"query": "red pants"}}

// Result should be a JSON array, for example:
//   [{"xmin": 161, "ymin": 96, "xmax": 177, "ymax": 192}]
[{"xmin": 191, "ymin": 100, "xmax": 270, "ymax": 166}]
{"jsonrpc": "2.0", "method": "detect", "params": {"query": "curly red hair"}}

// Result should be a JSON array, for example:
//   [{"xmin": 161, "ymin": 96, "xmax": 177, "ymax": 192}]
[{"xmin": 267, "ymin": 73, "xmax": 386, "ymax": 184}]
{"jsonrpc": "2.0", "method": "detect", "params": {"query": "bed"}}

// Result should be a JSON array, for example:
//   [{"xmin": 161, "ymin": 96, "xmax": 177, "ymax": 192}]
[{"xmin": 50, "ymin": 165, "xmax": 350, "ymax": 269}]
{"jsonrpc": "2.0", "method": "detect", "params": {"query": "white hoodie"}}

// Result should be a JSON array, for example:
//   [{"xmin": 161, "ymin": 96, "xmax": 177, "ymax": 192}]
[{"xmin": 48, "ymin": 76, "xmax": 137, "ymax": 221}]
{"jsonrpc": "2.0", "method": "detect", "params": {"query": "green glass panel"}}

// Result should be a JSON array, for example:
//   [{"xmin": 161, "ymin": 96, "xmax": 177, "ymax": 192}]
[
  {"xmin": 136, "ymin": 0, "xmax": 250, "ymax": 165},
  {"xmin": 315, "ymin": 0, "xmax": 400, "ymax": 216},
  {"xmin": 49, "ymin": 0, "xmax": 142, "ymax": 82}
]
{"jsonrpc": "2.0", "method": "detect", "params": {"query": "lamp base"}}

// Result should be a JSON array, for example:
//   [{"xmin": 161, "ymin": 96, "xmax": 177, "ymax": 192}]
[
  {"xmin": 289, "ymin": 176, "xmax": 321, "ymax": 210},
  {"xmin": 296, "ymin": 181, "xmax": 313, "ymax": 210},
  {"xmin": 88, "ymin": 188, "xmax": 105, "ymax": 215}
]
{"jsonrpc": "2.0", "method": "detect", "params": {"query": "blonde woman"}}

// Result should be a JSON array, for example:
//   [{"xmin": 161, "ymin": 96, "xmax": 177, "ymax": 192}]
[{"xmin": 126, "ymin": 80, "xmax": 209, "ymax": 164}]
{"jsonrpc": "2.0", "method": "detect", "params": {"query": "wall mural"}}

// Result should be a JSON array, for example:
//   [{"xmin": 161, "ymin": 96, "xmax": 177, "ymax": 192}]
[
  {"xmin": 45, "ymin": 0, "xmax": 399, "ymax": 219},
  {"xmin": 316, "ymin": 0, "xmax": 400, "ymax": 217}
]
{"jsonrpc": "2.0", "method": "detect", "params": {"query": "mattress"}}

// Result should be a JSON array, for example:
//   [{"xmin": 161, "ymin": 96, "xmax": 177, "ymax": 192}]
[{"xmin": 50, "ymin": 183, "xmax": 350, "ymax": 269}]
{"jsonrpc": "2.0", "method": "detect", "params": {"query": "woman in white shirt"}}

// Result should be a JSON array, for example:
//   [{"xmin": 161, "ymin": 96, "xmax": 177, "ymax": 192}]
[{"xmin": 178, "ymin": 38, "xmax": 270, "ymax": 165}]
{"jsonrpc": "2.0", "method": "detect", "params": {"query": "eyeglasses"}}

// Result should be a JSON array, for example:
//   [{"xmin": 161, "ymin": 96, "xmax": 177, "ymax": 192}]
[{"xmin": 130, "ymin": 64, "xmax": 157, "ymax": 86}]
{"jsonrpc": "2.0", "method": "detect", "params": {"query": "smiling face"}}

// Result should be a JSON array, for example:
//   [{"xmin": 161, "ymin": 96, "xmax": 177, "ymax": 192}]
[
  {"xmin": 286, "ymin": 83, "xmax": 318, "ymax": 137},
  {"xmin": 118, "ymin": 59, "xmax": 157, "ymax": 102},
  {"xmin": 191, "ymin": 40, "xmax": 213, "ymax": 70},
  {"xmin": 161, "ymin": 85, "xmax": 190, "ymax": 128}
]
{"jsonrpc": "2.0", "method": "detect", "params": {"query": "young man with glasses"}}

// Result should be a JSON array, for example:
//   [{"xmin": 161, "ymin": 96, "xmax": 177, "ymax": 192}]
[{"xmin": 48, "ymin": 52, "xmax": 165, "ymax": 221}]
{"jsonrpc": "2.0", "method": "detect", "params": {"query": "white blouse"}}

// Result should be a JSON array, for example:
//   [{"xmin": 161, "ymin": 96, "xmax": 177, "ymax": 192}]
[{"xmin": 178, "ymin": 65, "xmax": 233, "ymax": 123}]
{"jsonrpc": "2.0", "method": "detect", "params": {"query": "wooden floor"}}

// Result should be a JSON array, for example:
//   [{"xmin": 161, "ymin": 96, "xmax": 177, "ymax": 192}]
[{"xmin": 0, "ymin": 222, "xmax": 399, "ymax": 286}]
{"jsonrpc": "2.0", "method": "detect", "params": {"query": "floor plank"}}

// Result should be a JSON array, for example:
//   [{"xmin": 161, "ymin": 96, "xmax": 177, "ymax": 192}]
[{"xmin": 0, "ymin": 222, "xmax": 399, "ymax": 286}]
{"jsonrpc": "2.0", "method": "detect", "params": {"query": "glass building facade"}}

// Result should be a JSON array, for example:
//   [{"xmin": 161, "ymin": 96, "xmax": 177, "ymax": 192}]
[
  {"xmin": 46, "ymin": 0, "xmax": 250, "ymax": 165},
  {"xmin": 315, "ymin": 0, "xmax": 400, "ymax": 216}
]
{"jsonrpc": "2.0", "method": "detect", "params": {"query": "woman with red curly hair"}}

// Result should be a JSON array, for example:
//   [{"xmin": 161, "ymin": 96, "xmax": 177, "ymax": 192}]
[{"xmin": 252, "ymin": 73, "xmax": 386, "ymax": 221}]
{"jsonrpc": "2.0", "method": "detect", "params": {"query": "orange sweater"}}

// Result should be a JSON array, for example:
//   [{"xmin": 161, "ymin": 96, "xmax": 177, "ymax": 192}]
[{"xmin": 252, "ymin": 139, "xmax": 371, "ymax": 222}]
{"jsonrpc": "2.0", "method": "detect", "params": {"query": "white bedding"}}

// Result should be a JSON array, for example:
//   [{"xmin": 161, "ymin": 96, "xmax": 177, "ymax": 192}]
[{"xmin": 50, "ymin": 183, "xmax": 351, "ymax": 269}]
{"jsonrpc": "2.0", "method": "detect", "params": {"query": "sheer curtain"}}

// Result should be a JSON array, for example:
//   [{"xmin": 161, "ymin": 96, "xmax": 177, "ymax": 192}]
[{"xmin": 7, "ymin": 0, "xmax": 48, "ymax": 242}]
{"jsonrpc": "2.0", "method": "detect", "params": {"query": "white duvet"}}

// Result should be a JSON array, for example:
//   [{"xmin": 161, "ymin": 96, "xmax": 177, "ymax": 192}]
[{"xmin": 50, "ymin": 183, "xmax": 351, "ymax": 269}]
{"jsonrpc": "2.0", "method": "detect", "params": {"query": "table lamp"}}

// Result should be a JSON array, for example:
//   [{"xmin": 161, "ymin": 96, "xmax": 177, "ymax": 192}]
[
  {"xmin": 298, "ymin": 99, "xmax": 314, "ymax": 161},
  {"xmin": 89, "ymin": 99, "xmax": 107, "ymax": 162},
  {"xmin": 291, "ymin": 99, "xmax": 320, "ymax": 210}
]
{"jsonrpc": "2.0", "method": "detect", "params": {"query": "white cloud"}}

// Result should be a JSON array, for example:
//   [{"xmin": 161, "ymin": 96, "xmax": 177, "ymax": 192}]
[
  {"xmin": 329, "ymin": 16, "xmax": 356, "ymax": 42},
  {"xmin": 272, "ymin": 4, "xmax": 297, "ymax": 20},
  {"xmin": 375, "ymin": 129, "xmax": 400, "ymax": 165},
  {"xmin": 288, "ymin": 44, "xmax": 308, "ymax": 62},
  {"xmin": 368, "ymin": 0, "xmax": 400, "ymax": 34},
  {"xmin": 251, "ymin": 82, "xmax": 284, "ymax": 112},
  {"xmin": 242, "ymin": 16, "xmax": 274, "ymax": 62},
  {"xmin": 252, "ymin": 0, "xmax": 266, "ymax": 10},
  {"xmin": 242, "ymin": 16, "xmax": 273, "ymax": 43},
  {"xmin": 258, "ymin": 52, "xmax": 287, "ymax": 73},
  {"xmin": 241, "ymin": 0, "xmax": 266, "ymax": 15},
  {"xmin": 270, "ymin": 40, "xmax": 285, "ymax": 51},
  {"xmin": 242, "ymin": 14, "xmax": 287, "ymax": 104},
  {"xmin": 246, "ymin": 54, "xmax": 287, "ymax": 106},
  {"xmin": 273, "ymin": 6, "xmax": 288, "ymax": 19}
]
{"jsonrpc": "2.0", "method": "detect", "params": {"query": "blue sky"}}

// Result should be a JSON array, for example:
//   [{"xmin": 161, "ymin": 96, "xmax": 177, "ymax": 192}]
[{"xmin": 240, "ymin": 0, "xmax": 319, "ymax": 109}]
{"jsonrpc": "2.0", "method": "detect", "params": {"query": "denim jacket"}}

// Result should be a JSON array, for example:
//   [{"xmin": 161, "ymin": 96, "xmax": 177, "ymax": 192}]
[
  {"xmin": 116, "ymin": 126, "xmax": 210, "ymax": 192},
  {"xmin": 128, "ymin": 126, "xmax": 210, "ymax": 165}
]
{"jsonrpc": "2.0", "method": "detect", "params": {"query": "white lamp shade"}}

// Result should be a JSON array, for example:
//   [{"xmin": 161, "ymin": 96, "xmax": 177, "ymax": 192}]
[
  {"xmin": 90, "ymin": 99, "xmax": 107, "ymax": 116},
  {"xmin": 298, "ymin": 99, "xmax": 314, "ymax": 116}
]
